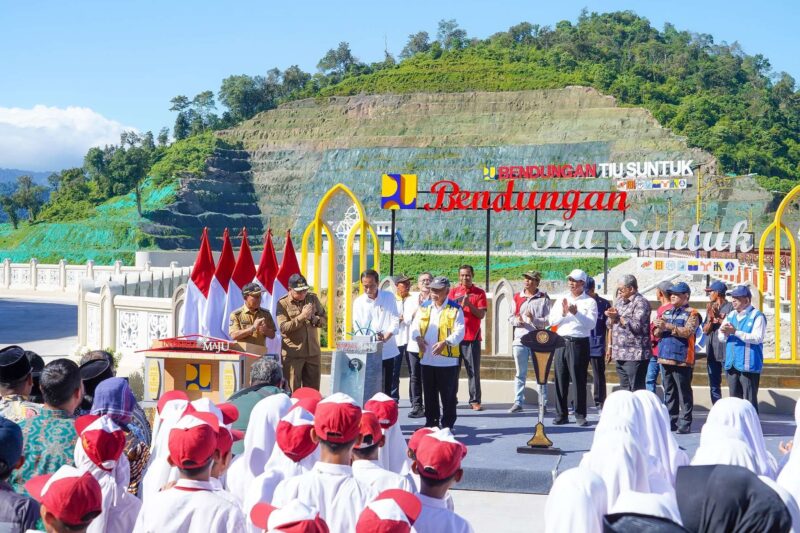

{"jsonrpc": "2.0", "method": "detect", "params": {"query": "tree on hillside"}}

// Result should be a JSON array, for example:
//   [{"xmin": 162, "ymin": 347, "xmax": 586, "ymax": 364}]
[
  {"xmin": 174, "ymin": 113, "xmax": 190, "ymax": 140},
  {"xmin": 157, "ymin": 127, "xmax": 170, "ymax": 147},
  {"xmin": 283, "ymin": 65, "xmax": 311, "ymax": 94},
  {"xmin": 220, "ymin": 74, "xmax": 269, "ymax": 122},
  {"xmin": 437, "ymin": 19, "xmax": 467, "ymax": 50},
  {"xmin": 84, "ymin": 146, "xmax": 116, "ymax": 198},
  {"xmin": 400, "ymin": 31, "xmax": 431, "ymax": 58},
  {"xmin": 317, "ymin": 42, "xmax": 359, "ymax": 74},
  {"xmin": 13, "ymin": 175, "xmax": 46, "ymax": 222},
  {"xmin": 1, "ymin": 196, "xmax": 20, "ymax": 229},
  {"xmin": 109, "ymin": 136, "xmax": 152, "ymax": 216}
]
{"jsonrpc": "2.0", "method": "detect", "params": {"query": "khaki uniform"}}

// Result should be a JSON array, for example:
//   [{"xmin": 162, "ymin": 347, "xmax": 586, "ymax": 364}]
[
  {"xmin": 276, "ymin": 292, "xmax": 326, "ymax": 391},
  {"xmin": 228, "ymin": 305, "xmax": 276, "ymax": 348}
]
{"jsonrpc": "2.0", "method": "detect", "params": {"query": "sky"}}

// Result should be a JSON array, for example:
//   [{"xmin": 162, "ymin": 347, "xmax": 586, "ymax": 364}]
[{"xmin": 1, "ymin": 0, "xmax": 798, "ymax": 172}]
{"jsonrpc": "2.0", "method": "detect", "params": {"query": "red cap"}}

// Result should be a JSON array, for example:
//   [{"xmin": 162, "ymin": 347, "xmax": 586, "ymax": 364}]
[
  {"xmin": 291, "ymin": 387, "xmax": 322, "ymax": 402},
  {"xmin": 217, "ymin": 402, "xmax": 239, "ymax": 425},
  {"xmin": 250, "ymin": 500, "xmax": 329, "ymax": 532},
  {"xmin": 365, "ymin": 393, "xmax": 398, "ymax": 429},
  {"xmin": 314, "ymin": 393, "xmax": 361, "ymax": 444},
  {"xmin": 276, "ymin": 407, "xmax": 317, "ymax": 462},
  {"xmin": 356, "ymin": 489, "xmax": 421, "ymax": 533},
  {"xmin": 168, "ymin": 411, "xmax": 220, "ymax": 468},
  {"xmin": 157, "ymin": 390, "xmax": 189, "ymax": 414},
  {"xmin": 356, "ymin": 411, "xmax": 384, "ymax": 449},
  {"xmin": 414, "ymin": 428, "xmax": 467, "ymax": 480},
  {"xmin": 25, "ymin": 465, "xmax": 102, "ymax": 527},
  {"xmin": 407, "ymin": 427, "xmax": 435, "ymax": 457},
  {"xmin": 217, "ymin": 427, "xmax": 236, "ymax": 455},
  {"xmin": 291, "ymin": 396, "xmax": 321, "ymax": 415},
  {"xmin": 75, "ymin": 415, "xmax": 126, "ymax": 471}
]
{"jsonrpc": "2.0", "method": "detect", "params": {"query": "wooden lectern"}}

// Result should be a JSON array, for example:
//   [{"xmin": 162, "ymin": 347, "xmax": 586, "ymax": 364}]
[{"xmin": 517, "ymin": 329, "xmax": 564, "ymax": 455}]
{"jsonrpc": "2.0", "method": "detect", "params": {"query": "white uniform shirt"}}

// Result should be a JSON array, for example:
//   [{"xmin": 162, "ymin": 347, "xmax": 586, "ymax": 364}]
[
  {"xmin": 547, "ymin": 292, "xmax": 598, "ymax": 338},
  {"xmin": 352, "ymin": 459, "xmax": 417, "ymax": 494},
  {"xmin": 395, "ymin": 293, "xmax": 419, "ymax": 347},
  {"xmin": 405, "ymin": 292, "xmax": 430, "ymax": 353},
  {"xmin": 408, "ymin": 301, "xmax": 465, "ymax": 367},
  {"xmin": 353, "ymin": 290, "xmax": 401, "ymax": 359},
  {"xmin": 272, "ymin": 462, "xmax": 377, "ymax": 533},
  {"xmin": 414, "ymin": 494, "xmax": 474, "ymax": 533},
  {"xmin": 132, "ymin": 479, "xmax": 246, "ymax": 533},
  {"xmin": 717, "ymin": 305, "xmax": 767, "ymax": 344}
]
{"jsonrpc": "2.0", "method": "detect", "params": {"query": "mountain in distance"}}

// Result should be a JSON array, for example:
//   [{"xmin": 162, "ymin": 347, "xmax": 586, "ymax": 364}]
[{"xmin": 0, "ymin": 168, "xmax": 53, "ymax": 185}]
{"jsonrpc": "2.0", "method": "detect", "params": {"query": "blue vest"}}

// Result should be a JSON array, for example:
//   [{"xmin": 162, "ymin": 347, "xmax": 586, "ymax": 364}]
[
  {"xmin": 658, "ymin": 306, "xmax": 694, "ymax": 364},
  {"xmin": 724, "ymin": 307, "xmax": 764, "ymax": 373}
]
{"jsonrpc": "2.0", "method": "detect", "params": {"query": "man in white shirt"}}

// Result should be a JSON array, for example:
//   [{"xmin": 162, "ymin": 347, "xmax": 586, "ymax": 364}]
[
  {"xmin": 353, "ymin": 269, "xmax": 401, "ymax": 399},
  {"xmin": 394, "ymin": 274, "xmax": 416, "ymax": 404},
  {"xmin": 352, "ymin": 410, "xmax": 416, "ymax": 493},
  {"xmin": 547, "ymin": 269, "xmax": 598, "ymax": 427},
  {"xmin": 409, "ymin": 276, "xmax": 466, "ymax": 429},
  {"xmin": 405, "ymin": 272, "xmax": 433, "ymax": 418},
  {"xmin": 411, "ymin": 428, "xmax": 474, "ymax": 533},
  {"xmin": 272, "ymin": 393, "xmax": 376, "ymax": 532},
  {"xmin": 133, "ymin": 411, "xmax": 246, "ymax": 533},
  {"xmin": 718, "ymin": 285, "xmax": 766, "ymax": 411}
]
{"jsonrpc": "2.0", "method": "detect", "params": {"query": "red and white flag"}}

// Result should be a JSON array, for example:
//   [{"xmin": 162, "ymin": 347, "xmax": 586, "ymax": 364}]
[
  {"xmin": 255, "ymin": 229, "xmax": 280, "ymax": 354},
  {"xmin": 223, "ymin": 228, "xmax": 256, "ymax": 334},
  {"xmin": 180, "ymin": 228, "xmax": 216, "ymax": 335},
  {"xmin": 205, "ymin": 228, "xmax": 235, "ymax": 339},
  {"xmin": 272, "ymin": 230, "xmax": 302, "ymax": 352}
]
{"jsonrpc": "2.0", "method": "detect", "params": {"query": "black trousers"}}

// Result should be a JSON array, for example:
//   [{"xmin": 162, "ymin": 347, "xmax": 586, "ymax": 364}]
[
  {"xmin": 662, "ymin": 364, "xmax": 693, "ymax": 430},
  {"xmin": 405, "ymin": 347, "xmax": 423, "ymax": 408},
  {"xmin": 590, "ymin": 357, "xmax": 606, "ymax": 407},
  {"xmin": 615, "ymin": 360, "xmax": 649, "ymax": 391},
  {"xmin": 421, "ymin": 364, "xmax": 459, "ymax": 429},
  {"xmin": 727, "ymin": 368, "xmax": 760, "ymax": 412},
  {"xmin": 459, "ymin": 339, "xmax": 482, "ymax": 405},
  {"xmin": 554, "ymin": 337, "xmax": 590, "ymax": 419},
  {"xmin": 382, "ymin": 354, "xmax": 403, "ymax": 402}
]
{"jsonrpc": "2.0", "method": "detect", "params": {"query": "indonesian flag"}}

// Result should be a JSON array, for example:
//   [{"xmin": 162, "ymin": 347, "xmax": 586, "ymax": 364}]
[
  {"xmin": 179, "ymin": 228, "xmax": 215, "ymax": 335},
  {"xmin": 255, "ymin": 229, "xmax": 280, "ymax": 354},
  {"xmin": 223, "ymin": 228, "xmax": 257, "ymax": 334},
  {"xmin": 205, "ymin": 229, "xmax": 235, "ymax": 339},
  {"xmin": 272, "ymin": 230, "xmax": 302, "ymax": 353}
]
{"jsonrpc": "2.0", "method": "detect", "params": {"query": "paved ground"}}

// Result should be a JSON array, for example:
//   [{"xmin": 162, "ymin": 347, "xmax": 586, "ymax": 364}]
[
  {"xmin": 0, "ymin": 294, "xmax": 78, "ymax": 356},
  {"xmin": 451, "ymin": 490, "xmax": 547, "ymax": 532}
]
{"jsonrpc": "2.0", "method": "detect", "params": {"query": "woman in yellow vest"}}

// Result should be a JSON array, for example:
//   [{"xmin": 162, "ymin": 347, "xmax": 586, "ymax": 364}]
[{"xmin": 409, "ymin": 276, "xmax": 465, "ymax": 429}]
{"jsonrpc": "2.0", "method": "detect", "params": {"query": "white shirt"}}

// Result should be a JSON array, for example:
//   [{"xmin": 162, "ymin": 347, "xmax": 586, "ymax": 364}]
[
  {"xmin": 717, "ymin": 305, "xmax": 766, "ymax": 344},
  {"xmin": 406, "ymin": 292, "xmax": 430, "ymax": 353},
  {"xmin": 414, "ymin": 494, "xmax": 474, "ymax": 533},
  {"xmin": 408, "ymin": 301, "xmax": 465, "ymax": 367},
  {"xmin": 352, "ymin": 459, "xmax": 417, "ymax": 494},
  {"xmin": 353, "ymin": 290, "xmax": 401, "ymax": 359},
  {"xmin": 547, "ymin": 292, "xmax": 598, "ymax": 338},
  {"xmin": 395, "ymin": 293, "xmax": 419, "ymax": 347},
  {"xmin": 272, "ymin": 462, "xmax": 377, "ymax": 533},
  {"xmin": 132, "ymin": 479, "xmax": 246, "ymax": 533}
]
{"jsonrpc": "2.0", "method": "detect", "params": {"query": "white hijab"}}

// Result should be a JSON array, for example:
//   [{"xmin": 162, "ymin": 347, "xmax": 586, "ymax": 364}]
[
  {"xmin": 380, "ymin": 422, "xmax": 411, "ymax": 475},
  {"xmin": 545, "ymin": 468, "xmax": 607, "ymax": 533},
  {"xmin": 73, "ymin": 419, "xmax": 141, "ymax": 533},
  {"xmin": 705, "ymin": 397, "xmax": 778, "ymax": 478},
  {"xmin": 610, "ymin": 490, "xmax": 683, "ymax": 525},
  {"xmin": 140, "ymin": 398, "xmax": 189, "ymax": 499},
  {"xmin": 691, "ymin": 424, "xmax": 759, "ymax": 472},
  {"xmin": 633, "ymin": 389, "xmax": 690, "ymax": 487},
  {"xmin": 581, "ymin": 430, "xmax": 651, "ymax": 509},
  {"xmin": 761, "ymin": 475, "xmax": 800, "ymax": 533},
  {"xmin": 226, "ymin": 393, "xmax": 292, "ymax": 504},
  {"xmin": 777, "ymin": 400, "xmax": 800, "ymax": 498}
]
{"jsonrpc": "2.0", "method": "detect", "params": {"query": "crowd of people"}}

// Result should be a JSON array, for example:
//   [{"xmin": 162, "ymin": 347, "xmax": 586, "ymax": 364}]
[
  {"xmin": 0, "ymin": 346, "xmax": 474, "ymax": 532},
  {"xmin": 0, "ymin": 261, "xmax": 782, "ymax": 532}
]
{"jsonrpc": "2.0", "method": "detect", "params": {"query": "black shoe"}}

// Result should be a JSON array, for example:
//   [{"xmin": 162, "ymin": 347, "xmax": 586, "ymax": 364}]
[
  {"xmin": 408, "ymin": 406, "xmax": 425, "ymax": 418},
  {"xmin": 576, "ymin": 417, "xmax": 589, "ymax": 427},
  {"xmin": 670, "ymin": 425, "xmax": 678, "ymax": 432},
  {"xmin": 676, "ymin": 426, "xmax": 691, "ymax": 434},
  {"xmin": 552, "ymin": 417, "xmax": 568, "ymax": 425}
]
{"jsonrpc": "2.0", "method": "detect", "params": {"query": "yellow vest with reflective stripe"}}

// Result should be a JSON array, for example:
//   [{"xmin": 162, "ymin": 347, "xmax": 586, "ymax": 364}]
[{"xmin": 418, "ymin": 300, "xmax": 460, "ymax": 357}]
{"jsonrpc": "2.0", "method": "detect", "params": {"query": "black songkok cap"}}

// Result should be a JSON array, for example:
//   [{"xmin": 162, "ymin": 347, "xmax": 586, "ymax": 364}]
[{"xmin": 0, "ymin": 345, "xmax": 32, "ymax": 383}]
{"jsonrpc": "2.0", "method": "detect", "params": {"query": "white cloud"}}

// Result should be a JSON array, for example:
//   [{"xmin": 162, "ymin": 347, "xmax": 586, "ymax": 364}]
[{"xmin": 0, "ymin": 105, "xmax": 136, "ymax": 172}]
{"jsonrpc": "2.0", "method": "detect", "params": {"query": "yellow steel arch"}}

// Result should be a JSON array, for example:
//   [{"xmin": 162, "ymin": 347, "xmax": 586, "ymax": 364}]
[
  {"xmin": 300, "ymin": 183, "xmax": 380, "ymax": 347},
  {"xmin": 757, "ymin": 184, "xmax": 800, "ymax": 363}
]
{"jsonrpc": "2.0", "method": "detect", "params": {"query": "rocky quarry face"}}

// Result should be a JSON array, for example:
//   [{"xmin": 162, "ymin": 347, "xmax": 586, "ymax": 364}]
[{"xmin": 149, "ymin": 88, "xmax": 774, "ymax": 250}]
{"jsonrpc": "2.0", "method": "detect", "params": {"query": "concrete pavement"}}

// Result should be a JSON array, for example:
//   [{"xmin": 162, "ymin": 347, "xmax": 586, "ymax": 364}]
[{"xmin": 0, "ymin": 294, "xmax": 78, "ymax": 356}]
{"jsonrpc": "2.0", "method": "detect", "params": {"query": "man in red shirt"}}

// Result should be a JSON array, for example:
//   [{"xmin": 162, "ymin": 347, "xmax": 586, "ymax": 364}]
[{"xmin": 448, "ymin": 265, "xmax": 488, "ymax": 411}]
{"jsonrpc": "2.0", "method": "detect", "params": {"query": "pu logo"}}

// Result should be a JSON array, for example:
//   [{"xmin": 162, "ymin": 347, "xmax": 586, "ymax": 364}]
[
  {"xmin": 186, "ymin": 363, "xmax": 212, "ymax": 391},
  {"xmin": 483, "ymin": 166, "xmax": 497, "ymax": 180},
  {"xmin": 381, "ymin": 174, "xmax": 417, "ymax": 209}
]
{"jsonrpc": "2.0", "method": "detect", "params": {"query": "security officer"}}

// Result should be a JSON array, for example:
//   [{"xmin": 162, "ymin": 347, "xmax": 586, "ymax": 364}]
[
  {"xmin": 229, "ymin": 282, "xmax": 276, "ymax": 350},
  {"xmin": 276, "ymin": 273, "xmax": 327, "ymax": 391},
  {"xmin": 0, "ymin": 345, "xmax": 41, "ymax": 423}
]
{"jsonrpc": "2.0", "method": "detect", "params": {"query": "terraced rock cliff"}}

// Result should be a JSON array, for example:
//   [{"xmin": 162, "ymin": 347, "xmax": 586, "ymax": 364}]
[{"xmin": 184, "ymin": 87, "xmax": 771, "ymax": 251}]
